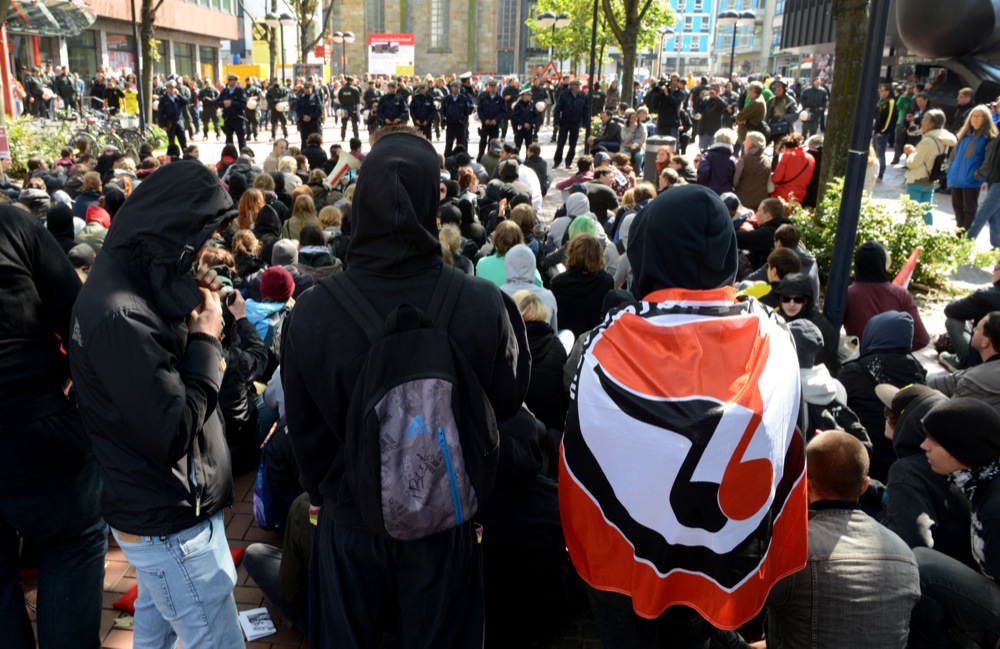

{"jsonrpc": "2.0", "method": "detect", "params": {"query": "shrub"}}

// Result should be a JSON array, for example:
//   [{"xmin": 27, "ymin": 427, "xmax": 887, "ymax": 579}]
[
  {"xmin": 145, "ymin": 123, "xmax": 167, "ymax": 150},
  {"xmin": 791, "ymin": 178, "xmax": 992, "ymax": 289},
  {"xmin": 6, "ymin": 117, "xmax": 75, "ymax": 179}
]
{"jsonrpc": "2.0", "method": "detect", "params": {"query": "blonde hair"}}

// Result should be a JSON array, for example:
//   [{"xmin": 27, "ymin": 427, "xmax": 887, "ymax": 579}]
[
  {"xmin": 237, "ymin": 189, "xmax": 265, "ymax": 230},
  {"xmin": 82, "ymin": 171, "xmax": 102, "ymax": 191},
  {"xmin": 278, "ymin": 156, "xmax": 298, "ymax": 174},
  {"xmin": 231, "ymin": 229, "xmax": 260, "ymax": 257},
  {"xmin": 513, "ymin": 290, "xmax": 551, "ymax": 323},
  {"xmin": 291, "ymin": 194, "xmax": 316, "ymax": 221},
  {"xmin": 253, "ymin": 173, "xmax": 275, "ymax": 191},
  {"xmin": 510, "ymin": 204, "xmax": 536, "ymax": 231},
  {"xmin": 318, "ymin": 205, "xmax": 342, "ymax": 228},
  {"xmin": 439, "ymin": 223, "xmax": 462, "ymax": 254}
]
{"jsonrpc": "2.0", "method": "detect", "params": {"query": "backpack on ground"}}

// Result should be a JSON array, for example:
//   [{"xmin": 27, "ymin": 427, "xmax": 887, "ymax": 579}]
[{"xmin": 319, "ymin": 266, "xmax": 500, "ymax": 540}]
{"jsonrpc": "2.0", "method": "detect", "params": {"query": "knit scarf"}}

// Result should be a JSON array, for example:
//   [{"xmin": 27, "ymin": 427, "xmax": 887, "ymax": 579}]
[{"xmin": 951, "ymin": 458, "xmax": 1000, "ymax": 577}]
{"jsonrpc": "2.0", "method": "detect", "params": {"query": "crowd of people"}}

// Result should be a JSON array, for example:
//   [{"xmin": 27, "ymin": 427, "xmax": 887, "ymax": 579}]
[{"xmin": 6, "ymin": 59, "xmax": 1000, "ymax": 649}]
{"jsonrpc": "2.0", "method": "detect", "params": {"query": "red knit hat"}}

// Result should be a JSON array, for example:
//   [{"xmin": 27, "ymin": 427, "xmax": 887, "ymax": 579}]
[{"xmin": 259, "ymin": 266, "xmax": 294, "ymax": 302}]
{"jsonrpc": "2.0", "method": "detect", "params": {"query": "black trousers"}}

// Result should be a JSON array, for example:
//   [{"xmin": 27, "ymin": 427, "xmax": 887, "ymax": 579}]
[
  {"xmin": 299, "ymin": 124, "xmax": 319, "ymax": 149},
  {"xmin": 271, "ymin": 111, "xmax": 288, "ymax": 138},
  {"xmin": 445, "ymin": 122, "xmax": 468, "ymax": 157},
  {"xmin": 341, "ymin": 110, "xmax": 359, "ymax": 140},
  {"xmin": 310, "ymin": 516, "xmax": 484, "ymax": 649},
  {"xmin": 415, "ymin": 122, "xmax": 432, "ymax": 140},
  {"xmin": 202, "ymin": 112, "xmax": 221, "ymax": 137},
  {"xmin": 478, "ymin": 122, "xmax": 500, "ymax": 160},
  {"xmin": 223, "ymin": 115, "xmax": 246, "ymax": 149},
  {"xmin": 245, "ymin": 110, "xmax": 259, "ymax": 139},
  {"xmin": 166, "ymin": 122, "xmax": 187, "ymax": 151},
  {"xmin": 513, "ymin": 125, "xmax": 533, "ymax": 155},
  {"xmin": 554, "ymin": 123, "xmax": 580, "ymax": 167},
  {"xmin": 587, "ymin": 586, "xmax": 713, "ymax": 649}
]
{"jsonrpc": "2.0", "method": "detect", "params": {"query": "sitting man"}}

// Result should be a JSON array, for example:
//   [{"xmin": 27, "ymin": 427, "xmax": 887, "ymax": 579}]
[
  {"xmin": 756, "ymin": 247, "xmax": 801, "ymax": 309},
  {"xmin": 735, "ymin": 198, "xmax": 793, "ymax": 271},
  {"xmin": 743, "ymin": 223, "xmax": 820, "ymax": 300},
  {"xmin": 941, "ymin": 255, "xmax": 1000, "ymax": 369},
  {"xmin": 754, "ymin": 431, "xmax": 919, "ymax": 648},
  {"xmin": 929, "ymin": 310, "xmax": 1000, "ymax": 414}
]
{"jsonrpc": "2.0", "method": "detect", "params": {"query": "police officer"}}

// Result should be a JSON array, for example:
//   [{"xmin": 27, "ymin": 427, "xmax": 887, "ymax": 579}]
[
  {"xmin": 53, "ymin": 66, "xmax": 76, "ymax": 115},
  {"xmin": 363, "ymin": 80, "xmax": 382, "ymax": 134},
  {"xmin": 157, "ymin": 80, "xmax": 188, "ymax": 150},
  {"xmin": 430, "ymin": 78, "xmax": 447, "ymax": 140},
  {"xmin": 266, "ymin": 77, "xmax": 290, "ymax": 140},
  {"xmin": 459, "ymin": 72, "xmax": 476, "ymax": 100},
  {"xmin": 297, "ymin": 81, "xmax": 324, "ymax": 149},
  {"xmin": 199, "ymin": 79, "xmax": 222, "ymax": 140},
  {"xmin": 443, "ymin": 79, "xmax": 474, "ymax": 157},
  {"xmin": 410, "ymin": 83, "xmax": 437, "ymax": 140},
  {"xmin": 590, "ymin": 80, "xmax": 607, "ymax": 117},
  {"xmin": 396, "ymin": 77, "xmax": 411, "ymax": 103},
  {"xmin": 376, "ymin": 80, "xmax": 409, "ymax": 130},
  {"xmin": 553, "ymin": 78, "xmax": 589, "ymax": 169},
  {"xmin": 477, "ymin": 78, "xmax": 506, "ymax": 161},
  {"xmin": 501, "ymin": 77, "xmax": 520, "ymax": 141},
  {"xmin": 219, "ymin": 73, "xmax": 248, "ymax": 149},
  {"xmin": 244, "ymin": 77, "xmax": 264, "ymax": 141},
  {"xmin": 511, "ymin": 87, "xmax": 538, "ymax": 154},
  {"xmin": 530, "ymin": 78, "xmax": 549, "ymax": 141},
  {"xmin": 337, "ymin": 76, "xmax": 362, "ymax": 141}
]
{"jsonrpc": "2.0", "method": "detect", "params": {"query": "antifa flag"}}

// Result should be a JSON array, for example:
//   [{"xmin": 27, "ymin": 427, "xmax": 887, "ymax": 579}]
[
  {"xmin": 559, "ymin": 287, "xmax": 807, "ymax": 629},
  {"xmin": 325, "ymin": 150, "xmax": 362, "ymax": 190}
]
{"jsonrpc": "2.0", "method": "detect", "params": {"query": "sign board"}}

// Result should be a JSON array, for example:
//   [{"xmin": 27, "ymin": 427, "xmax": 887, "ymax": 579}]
[
  {"xmin": 0, "ymin": 127, "xmax": 10, "ymax": 159},
  {"xmin": 314, "ymin": 44, "xmax": 326, "ymax": 59},
  {"xmin": 537, "ymin": 60, "xmax": 560, "ymax": 82},
  {"xmin": 367, "ymin": 33, "xmax": 415, "ymax": 77},
  {"xmin": 293, "ymin": 63, "xmax": 327, "ymax": 81}
]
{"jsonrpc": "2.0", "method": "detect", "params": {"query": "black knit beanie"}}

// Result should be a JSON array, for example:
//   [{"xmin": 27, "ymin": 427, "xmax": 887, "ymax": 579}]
[{"xmin": 922, "ymin": 397, "xmax": 1000, "ymax": 468}]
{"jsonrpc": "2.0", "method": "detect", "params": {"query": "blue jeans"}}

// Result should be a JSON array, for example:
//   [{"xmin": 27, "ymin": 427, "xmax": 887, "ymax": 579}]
[
  {"xmin": 906, "ymin": 183, "xmax": 935, "ymax": 225},
  {"xmin": 698, "ymin": 133, "xmax": 714, "ymax": 151},
  {"xmin": 874, "ymin": 133, "xmax": 889, "ymax": 179},
  {"xmin": 112, "ymin": 511, "xmax": 243, "ymax": 649},
  {"xmin": 908, "ymin": 546, "xmax": 1000, "ymax": 649},
  {"xmin": 0, "ymin": 452, "xmax": 107, "ymax": 649},
  {"xmin": 967, "ymin": 182, "xmax": 1000, "ymax": 248}
]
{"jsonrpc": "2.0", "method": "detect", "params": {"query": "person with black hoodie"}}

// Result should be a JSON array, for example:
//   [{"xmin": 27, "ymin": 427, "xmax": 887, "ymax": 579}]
[
  {"xmin": 282, "ymin": 127, "xmax": 530, "ymax": 647},
  {"xmin": 0, "ymin": 205, "xmax": 107, "ymax": 649},
  {"xmin": 774, "ymin": 272, "xmax": 839, "ymax": 373},
  {"xmin": 880, "ymin": 384, "xmax": 974, "ymax": 568},
  {"xmin": 46, "ymin": 202, "xmax": 78, "ymax": 253},
  {"xmin": 69, "ymin": 161, "xmax": 244, "ymax": 647},
  {"xmin": 839, "ymin": 310, "xmax": 927, "ymax": 483}
]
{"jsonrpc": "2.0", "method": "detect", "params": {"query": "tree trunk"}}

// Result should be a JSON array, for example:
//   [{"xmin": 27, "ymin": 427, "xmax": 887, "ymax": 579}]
[
  {"xmin": 0, "ymin": 0, "xmax": 10, "ymax": 124},
  {"xmin": 618, "ymin": 27, "xmax": 639, "ymax": 110},
  {"xmin": 817, "ymin": 0, "xmax": 870, "ymax": 218},
  {"xmin": 140, "ymin": 0, "xmax": 164, "ymax": 126},
  {"xmin": 269, "ymin": 0, "xmax": 278, "ymax": 81}
]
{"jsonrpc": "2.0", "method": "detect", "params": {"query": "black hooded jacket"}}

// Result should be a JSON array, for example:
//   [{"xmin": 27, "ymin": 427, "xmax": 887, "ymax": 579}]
[
  {"xmin": 46, "ymin": 203, "xmax": 77, "ymax": 253},
  {"xmin": 885, "ymin": 389, "xmax": 975, "ymax": 567},
  {"xmin": 774, "ymin": 272, "xmax": 839, "ymax": 373},
  {"xmin": 283, "ymin": 132, "xmax": 531, "ymax": 525},
  {"xmin": 69, "ymin": 160, "xmax": 238, "ymax": 535},
  {"xmin": 839, "ymin": 311, "xmax": 927, "ymax": 472}
]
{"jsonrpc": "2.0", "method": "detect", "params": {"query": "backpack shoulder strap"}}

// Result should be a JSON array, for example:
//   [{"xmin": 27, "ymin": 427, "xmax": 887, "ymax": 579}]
[
  {"xmin": 318, "ymin": 274, "xmax": 384, "ymax": 344},
  {"xmin": 426, "ymin": 265, "xmax": 464, "ymax": 328}
]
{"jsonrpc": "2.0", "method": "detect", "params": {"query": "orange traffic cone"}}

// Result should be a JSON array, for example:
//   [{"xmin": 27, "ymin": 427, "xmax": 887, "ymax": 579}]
[{"xmin": 892, "ymin": 247, "xmax": 922, "ymax": 289}]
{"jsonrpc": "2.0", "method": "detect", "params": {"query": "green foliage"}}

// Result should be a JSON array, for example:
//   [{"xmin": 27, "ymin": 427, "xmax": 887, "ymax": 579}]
[
  {"xmin": 792, "ymin": 178, "xmax": 988, "ymax": 290},
  {"xmin": 6, "ymin": 118, "xmax": 75, "ymax": 179},
  {"xmin": 146, "ymin": 124, "xmax": 168, "ymax": 150},
  {"xmin": 604, "ymin": 0, "xmax": 674, "ymax": 52}
]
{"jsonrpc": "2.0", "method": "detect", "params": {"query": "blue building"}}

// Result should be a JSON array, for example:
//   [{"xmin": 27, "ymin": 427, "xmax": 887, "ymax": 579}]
[{"xmin": 658, "ymin": 0, "xmax": 719, "ymax": 76}]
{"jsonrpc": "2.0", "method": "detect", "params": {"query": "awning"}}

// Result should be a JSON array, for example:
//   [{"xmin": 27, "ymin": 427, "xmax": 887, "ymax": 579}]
[{"xmin": 6, "ymin": 0, "xmax": 97, "ymax": 37}]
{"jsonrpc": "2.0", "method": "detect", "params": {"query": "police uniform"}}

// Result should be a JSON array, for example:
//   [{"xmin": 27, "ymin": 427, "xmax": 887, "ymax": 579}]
[
  {"xmin": 429, "ymin": 82, "xmax": 446, "ymax": 139},
  {"xmin": 338, "ymin": 79, "xmax": 362, "ymax": 140},
  {"xmin": 363, "ymin": 83, "xmax": 382, "ymax": 134},
  {"xmin": 511, "ymin": 90, "xmax": 538, "ymax": 154},
  {"xmin": 477, "ymin": 82, "xmax": 506, "ymax": 161},
  {"xmin": 501, "ymin": 81, "xmax": 520, "ymax": 140},
  {"xmin": 376, "ymin": 87, "xmax": 409, "ymax": 130},
  {"xmin": 219, "ymin": 77, "xmax": 248, "ymax": 149},
  {"xmin": 297, "ymin": 87, "xmax": 324, "ymax": 149},
  {"xmin": 410, "ymin": 86, "xmax": 437, "ymax": 140},
  {"xmin": 266, "ymin": 81, "xmax": 290, "ymax": 139},
  {"xmin": 244, "ymin": 81, "xmax": 264, "ymax": 141},
  {"xmin": 443, "ymin": 83, "xmax": 474, "ymax": 157},
  {"xmin": 199, "ymin": 83, "xmax": 222, "ymax": 139},
  {"xmin": 157, "ymin": 84, "xmax": 188, "ymax": 150}
]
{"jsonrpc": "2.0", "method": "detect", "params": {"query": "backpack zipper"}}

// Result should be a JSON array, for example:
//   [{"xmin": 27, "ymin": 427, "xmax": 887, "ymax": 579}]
[{"xmin": 437, "ymin": 426, "xmax": 464, "ymax": 526}]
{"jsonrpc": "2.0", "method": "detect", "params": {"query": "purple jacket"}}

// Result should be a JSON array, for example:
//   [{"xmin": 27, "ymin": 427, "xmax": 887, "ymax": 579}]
[{"xmin": 697, "ymin": 143, "xmax": 737, "ymax": 195}]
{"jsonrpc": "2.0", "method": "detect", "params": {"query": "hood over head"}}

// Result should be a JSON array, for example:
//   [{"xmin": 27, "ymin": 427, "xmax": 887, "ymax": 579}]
[
  {"xmin": 85, "ymin": 205, "xmax": 111, "ymax": 228},
  {"xmin": 861, "ymin": 310, "xmax": 914, "ymax": 354},
  {"xmin": 566, "ymin": 192, "xmax": 590, "ymax": 217},
  {"xmin": 627, "ymin": 184, "xmax": 737, "ymax": 296},
  {"xmin": 253, "ymin": 204, "xmax": 281, "ymax": 239},
  {"xmin": 270, "ymin": 170, "xmax": 286, "ymax": 193},
  {"xmin": 439, "ymin": 203, "xmax": 462, "ymax": 226},
  {"xmin": 347, "ymin": 132, "xmax": 442, "ymax": 274},
  {"xmin": 890, "ymin": 386, "xmax": 948, "ymax": 458},
  {"xmin": 103, "ymin": 187, "xmax": 126, "ymax": 218},
  {"xmin": 854, "ymin": 240, "xmax": 889, "ymax": 282},
  {"xmin": 788, "ymin": 318, "xmax": 823, "ymax": 368},
  {"xmin": 504, "ymin": 244, "xmax": 537, "ymax": 284},
  {"xmin": 46, "ymin": 203, "xmax": 76, "ymax": 243},
  {"xmin": 271, "ymin": 239, "xmax": 299, "ymax": 265},
  {"xmin": 101, "ymin": 160, "xmax": 237, "ymax": 321}
]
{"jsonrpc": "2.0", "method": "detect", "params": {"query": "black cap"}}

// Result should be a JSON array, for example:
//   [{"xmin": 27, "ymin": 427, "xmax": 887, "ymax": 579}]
[
  {"xmin": 923, "ymin": 398, "xmax": 1000, "ymax": 468},
  {"xmin": 68, "ymin": 243, "xmax": 96, "ymax": 269}
]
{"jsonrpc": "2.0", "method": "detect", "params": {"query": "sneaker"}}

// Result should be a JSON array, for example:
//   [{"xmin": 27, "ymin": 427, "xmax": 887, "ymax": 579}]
[{"xmin": 939, "ymin": 351, "xmax": 961, "ymax": 372}]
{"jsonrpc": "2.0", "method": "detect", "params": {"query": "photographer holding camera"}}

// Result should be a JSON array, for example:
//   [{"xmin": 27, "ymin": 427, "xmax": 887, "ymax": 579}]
[
  {"xmin": 643, "ymin": 74, "xmax": 689, "ymax": 140},
  {"xmin": 70, "ymin": 160, "xmax": 245, "ymax": 648}
]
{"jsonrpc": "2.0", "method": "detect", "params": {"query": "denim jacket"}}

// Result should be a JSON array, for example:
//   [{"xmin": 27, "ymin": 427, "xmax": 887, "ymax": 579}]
[{"xmin": 764, "ymin": 504, "xmax": 920, "ymax": 648}]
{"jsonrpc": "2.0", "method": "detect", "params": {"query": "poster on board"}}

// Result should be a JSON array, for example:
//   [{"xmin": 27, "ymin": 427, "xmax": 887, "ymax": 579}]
[{"xmin": 367, "ymin": 34, "xmax": 415, "ymax": 77}]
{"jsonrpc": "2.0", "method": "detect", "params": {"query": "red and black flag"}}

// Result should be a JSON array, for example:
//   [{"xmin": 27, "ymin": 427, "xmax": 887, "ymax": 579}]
[{"xmin": 559, "ymin": 287, "xmax": 807, "ymax": 629}]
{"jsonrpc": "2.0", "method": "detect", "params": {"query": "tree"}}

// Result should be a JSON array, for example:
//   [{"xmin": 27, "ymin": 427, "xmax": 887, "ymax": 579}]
[
  {"xmin": 140, "ymin": 0, "xmax": 164, "ymax": 125},
  {"xmin": 0, "ymin": 0, "xmax": 10, "ymax": 125},
  {"xmin": 525, "ymin": 0, "xmax": 617, "ymax": 73},
  {"xmin": 284, "ymin": 0, "xmax": 334, "ymax": 64},
  {"xmin": 816, "ymin": 0, "xmax": 870, "ymax": 217},
  {"xmin": 601, "ymin": 0, "xmax": 674, "ymax": 105}
]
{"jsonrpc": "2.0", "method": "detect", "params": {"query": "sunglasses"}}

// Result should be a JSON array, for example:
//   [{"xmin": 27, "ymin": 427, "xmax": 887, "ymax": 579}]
[{"xmin": 780, "ymin": 295, "xmax": 807, "ymax": 304}]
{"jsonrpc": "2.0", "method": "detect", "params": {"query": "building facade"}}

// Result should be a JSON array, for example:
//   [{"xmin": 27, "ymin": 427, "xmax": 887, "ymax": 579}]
[{"xmin": 660, "ymin": 0, "xmax": 718, "ymax": 77}]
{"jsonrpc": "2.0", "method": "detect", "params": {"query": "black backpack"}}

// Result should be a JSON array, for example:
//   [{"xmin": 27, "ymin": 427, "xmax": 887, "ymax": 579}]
[
  {"xmin": 928, "ymin": 138, "xmax": 950, "ymax": 183},
  {"xmin": 319, "ymin": 266, "xmax": 499, "ymax": 540}
]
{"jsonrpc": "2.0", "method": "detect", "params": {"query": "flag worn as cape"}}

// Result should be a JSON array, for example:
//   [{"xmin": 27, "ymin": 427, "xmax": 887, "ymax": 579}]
[{"xmin": 559, "ymin": 286, "xmax": 807, "ymax": 629}]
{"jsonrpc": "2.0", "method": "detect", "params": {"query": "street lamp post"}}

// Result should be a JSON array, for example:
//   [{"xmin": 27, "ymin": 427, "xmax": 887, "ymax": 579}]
[
  {"xmin": 330, "ymin": 31, "xmax": 356, "ymax": 77},
  {"xmin": 716, "ymin": 9, "xmax": 755, "ymax": 79},
  {"xmin": 656, "ymin": 26, "xmax": 674, "ymax": 79},
  {"xmin": 535, "ymin": 11, "xmax": 571, "ymax": 69}
]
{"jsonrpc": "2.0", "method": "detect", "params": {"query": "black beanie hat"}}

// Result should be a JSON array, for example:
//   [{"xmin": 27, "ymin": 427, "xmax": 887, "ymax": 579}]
[
  {"xmin": 788, "ymin": 319, "xmax": 824, "ymax": 369},
  {"xmin": 922, "ymin": 397, "xmax": 1000, "ymax": 468},
  {"xmin": 627, "ymin": 184, "xmax": 738, "ymax": 297}
]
